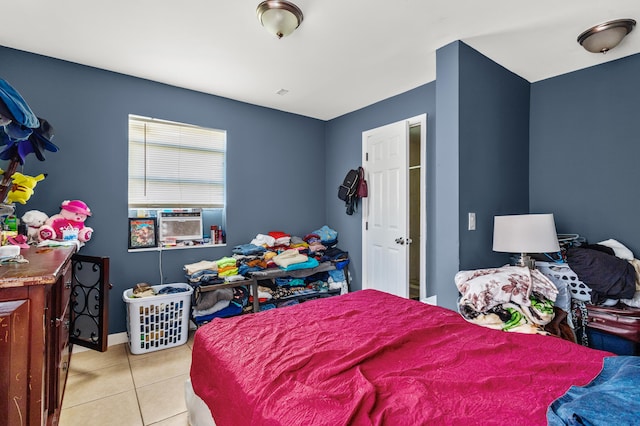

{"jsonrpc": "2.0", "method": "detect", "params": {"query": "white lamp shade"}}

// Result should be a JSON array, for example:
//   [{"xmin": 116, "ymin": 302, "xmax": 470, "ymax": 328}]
[{"xmin": 493, "ymin": 214, "xmax": 560, "ymax": 254}]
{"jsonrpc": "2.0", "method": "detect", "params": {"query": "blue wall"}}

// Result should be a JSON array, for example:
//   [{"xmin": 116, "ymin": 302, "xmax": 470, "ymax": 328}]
[
  {"xmin": 325, "ymin": 83, "xmax": 436, "ymax": 296},
  {"xmin": 0, "ymin": 46, "xmax": 326, "ymax": 334},
  {"xmin": 4, "ymin": 41, "xmax": 639, "ymax": 335},
  {"xmin": 432, "ymin": 41, "xmax": 461, "ymax": 309},
  {"xmin": 458, "ymin": 42, "xmax": 530, "ymax": 269},
  {"xmin": 530, "ymin": 53, "xmax": 640, "ymax": 254},
  {"xmin": 432, "ymin": 41, "xmax": 530, "ymax": 310}
]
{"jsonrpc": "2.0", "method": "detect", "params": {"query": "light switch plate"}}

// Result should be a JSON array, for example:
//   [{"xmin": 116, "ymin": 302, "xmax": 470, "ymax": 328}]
[{"xmin": 468, "ymin": 212, "xmax": 476, "ymax": 231}]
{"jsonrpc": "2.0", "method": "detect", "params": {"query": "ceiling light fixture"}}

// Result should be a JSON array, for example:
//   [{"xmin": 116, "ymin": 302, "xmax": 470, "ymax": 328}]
[
  {"xmin": 577, "ymin": 18, "xmax": 636, "ymax": 54},
  {"xmin": 256, "ymin": 1, "xmax": 303, "ymax": 39}
]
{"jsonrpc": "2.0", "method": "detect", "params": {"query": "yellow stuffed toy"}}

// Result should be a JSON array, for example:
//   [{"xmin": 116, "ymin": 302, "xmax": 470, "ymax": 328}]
[{"xmin": 5, "ymin": 172, "xmax": 46, "ymax": 204}]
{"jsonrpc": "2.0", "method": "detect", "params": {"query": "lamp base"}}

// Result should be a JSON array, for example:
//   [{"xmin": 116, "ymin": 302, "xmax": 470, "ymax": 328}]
[{"xmin": 510, "ymin": 253, "xmax": 536, "ymax": 269}]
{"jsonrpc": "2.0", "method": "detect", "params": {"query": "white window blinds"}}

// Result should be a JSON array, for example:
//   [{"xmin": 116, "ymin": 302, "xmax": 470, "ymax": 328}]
[{"xmin": 128, "ymin": 115, "xmax": 226, "ymax": 208}]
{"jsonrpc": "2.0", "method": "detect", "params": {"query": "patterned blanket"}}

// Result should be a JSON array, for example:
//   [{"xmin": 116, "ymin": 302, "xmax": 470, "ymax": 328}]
[{"xmin": 456, "ymin": 266, "xmax": 558, "ymax": 334}]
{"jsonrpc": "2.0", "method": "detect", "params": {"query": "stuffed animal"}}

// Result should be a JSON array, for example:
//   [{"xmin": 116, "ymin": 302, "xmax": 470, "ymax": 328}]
[
  {"xmin": 38, "ymin": 200, "xmax": 94, "ymax": 243},
  {"xmin": 21, "ymin": 209, "xmax": 49, "ymax": 244},
  {"xmin": 5, "ymin": 172, "xmax": 46, "ymax": 204}
]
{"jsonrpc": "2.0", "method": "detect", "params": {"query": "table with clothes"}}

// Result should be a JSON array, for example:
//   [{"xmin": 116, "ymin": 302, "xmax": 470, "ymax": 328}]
[{"xmin": 185, "ymin": 225, "xmax": 350, "ymax": 326}]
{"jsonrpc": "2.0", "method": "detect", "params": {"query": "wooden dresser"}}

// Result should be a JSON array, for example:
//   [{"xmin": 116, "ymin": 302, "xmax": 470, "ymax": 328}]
[{"xmin": 0, "ymin": 246, "xmax": 75, "ymax": 426}]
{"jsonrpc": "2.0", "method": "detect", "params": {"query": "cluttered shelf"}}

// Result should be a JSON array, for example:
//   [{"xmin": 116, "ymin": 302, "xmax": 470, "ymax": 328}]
[{"xmin": 186, "ymin": 226, "xmax": 350, "ymax": 326}]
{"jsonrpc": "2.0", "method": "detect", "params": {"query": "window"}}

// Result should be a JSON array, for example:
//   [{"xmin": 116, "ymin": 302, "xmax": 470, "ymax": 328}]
[{"xmin": 128, "ymin": 115, "xmax": 226, "ymax": 209}]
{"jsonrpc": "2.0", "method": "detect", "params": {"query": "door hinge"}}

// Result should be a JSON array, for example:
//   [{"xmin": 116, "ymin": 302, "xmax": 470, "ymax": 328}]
[
  {"xmin": 365, "ymin": 152, "xmax": 368, "ymax": 162},
  {"xmin": 365, "ymin": 222, "xmax": 368, "ymax": 231}
]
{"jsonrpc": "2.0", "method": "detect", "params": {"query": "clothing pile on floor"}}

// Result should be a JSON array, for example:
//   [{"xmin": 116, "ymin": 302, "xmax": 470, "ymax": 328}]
[
  {"xmin": 455, "ymin": 266, "xmax": 559, "ymax": 335},
  {"xmin": 456, "ymin": 238, "xmax": 640, "ymax": 343},
  {"xmin": 186, "ymin": 225, "xmax": 350, "ymax": 324}
]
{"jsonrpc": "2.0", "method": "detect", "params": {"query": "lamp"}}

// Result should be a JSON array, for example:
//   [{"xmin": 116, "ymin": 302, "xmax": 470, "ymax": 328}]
[
  {"xmin": 577, "ymin": 19, "xmax": 636, "ymax": 53},
  {"xmin": 256, "ymin": 1, "xmax": 303, "ymax": 39},
  {"xmin": 492, "ymin": 214, "xmax": 560, "ymax": 269}
]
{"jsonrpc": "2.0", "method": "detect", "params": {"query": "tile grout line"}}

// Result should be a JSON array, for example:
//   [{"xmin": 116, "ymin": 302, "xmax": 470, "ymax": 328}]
[
  {"xmin": 62, "ymin": 356, "xmax": 135, "ymax": 410},
  {"xmin": 62, "ymin": 336, "xmax": 195, "ymax": 425},
  {"xmin": 61, "ymin": 388, "xmax": 136, "ymax": 412},
  {"xmin": 126, "ymin": 348, "xmax": 147, "ymax": 425}
]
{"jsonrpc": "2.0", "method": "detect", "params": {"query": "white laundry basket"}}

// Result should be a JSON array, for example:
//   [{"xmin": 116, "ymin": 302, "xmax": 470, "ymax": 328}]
[
  {"xmin": 123, "ymin": 283, "xmax": 193, "ymax": 355},
  {"xmin": 536, "ymin": 261, "xmax": 592, "ymax": 302}
]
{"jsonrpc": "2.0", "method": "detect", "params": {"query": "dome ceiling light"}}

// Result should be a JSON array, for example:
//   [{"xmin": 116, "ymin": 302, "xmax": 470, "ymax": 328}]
[
  {"xmin": 256, "ymin": 1, "xmax": 304, "ymax": 39},
  {"xmin": 577, "ymin": 19, "xmax": 636, "ymax": 53}
]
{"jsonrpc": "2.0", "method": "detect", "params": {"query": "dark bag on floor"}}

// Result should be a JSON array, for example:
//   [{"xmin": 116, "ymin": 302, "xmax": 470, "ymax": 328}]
[
  {"xmin": 581, "ymin": 303, "xmax": 640, "ymax": 343},
  {"xmin": 573, "ymin": 301, "xmax": 640, "ymax": 354}
]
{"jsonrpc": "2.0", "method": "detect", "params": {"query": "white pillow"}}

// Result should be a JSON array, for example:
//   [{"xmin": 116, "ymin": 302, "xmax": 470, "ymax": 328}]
[{"xmin": 598, "ymin": 238, "xmax": 634, "ymax": 260}]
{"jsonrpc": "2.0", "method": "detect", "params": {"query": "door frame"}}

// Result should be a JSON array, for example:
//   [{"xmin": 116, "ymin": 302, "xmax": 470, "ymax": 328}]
[{"xmin": 361, "ymin": 114, "xmax": 427, "ymax": 300}]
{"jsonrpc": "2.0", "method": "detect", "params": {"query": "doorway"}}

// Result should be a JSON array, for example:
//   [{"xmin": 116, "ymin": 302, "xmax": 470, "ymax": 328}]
[
  {"xmin": 361, "ymin": 114, "xmax": 427, "ymax": 300},
  {"xmin": 409, "ymin": 124, "xmax": 422, "ymax": 300}
]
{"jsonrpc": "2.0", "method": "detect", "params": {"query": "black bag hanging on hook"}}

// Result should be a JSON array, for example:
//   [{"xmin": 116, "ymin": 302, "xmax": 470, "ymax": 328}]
[
  {"xmin": 338, "ymin": 169, "xmax": 359, "ymax": 215},
  {"xmin": 338, "ymin": 169, "xmax": 359, "ymax": 202}
]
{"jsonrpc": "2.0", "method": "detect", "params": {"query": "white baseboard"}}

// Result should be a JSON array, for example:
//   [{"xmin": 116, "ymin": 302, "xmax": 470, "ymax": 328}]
[
  {"xmin": 109, "ymin": 332, "xmax": 130, "ymax": 346},
  {"xmin": 73, "ymin": 332, "xmax": 129, "ymax": 353},
  {"xmin": 421, "ymin": 295, "xmax": 437, "ymax": 306}
]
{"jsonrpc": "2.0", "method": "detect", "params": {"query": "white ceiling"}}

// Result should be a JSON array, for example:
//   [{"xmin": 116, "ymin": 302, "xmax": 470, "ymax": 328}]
[{"xmin": 1, "ymin": 1, "xmax": 638, "ymax": 120}]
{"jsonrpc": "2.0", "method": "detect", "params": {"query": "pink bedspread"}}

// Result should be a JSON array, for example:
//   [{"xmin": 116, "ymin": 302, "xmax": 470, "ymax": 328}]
[{"xmin": 191, "ymin": 289, "xmax": 611, "ymax": 425}]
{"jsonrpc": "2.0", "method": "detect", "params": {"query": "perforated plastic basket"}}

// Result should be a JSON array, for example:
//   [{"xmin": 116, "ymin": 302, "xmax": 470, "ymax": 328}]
[
  {"xmin": 536, "ymin": 261, "xmax": 592, "ymax": 302},
  {"xmin": 123, "ymin": 283, "xmax": 193, "ymax": 355}
]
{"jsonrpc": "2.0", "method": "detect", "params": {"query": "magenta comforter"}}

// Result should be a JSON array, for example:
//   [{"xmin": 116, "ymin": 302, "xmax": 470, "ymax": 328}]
[{"xmin": 191, "ymin": 289, "xmax": 611, "ymax": 425}]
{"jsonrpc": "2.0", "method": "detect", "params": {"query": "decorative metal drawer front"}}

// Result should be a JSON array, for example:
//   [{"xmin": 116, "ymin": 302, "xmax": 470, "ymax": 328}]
[{"xmin": 70, "ymin": 254, "xmax": 111, "ymax": 352}]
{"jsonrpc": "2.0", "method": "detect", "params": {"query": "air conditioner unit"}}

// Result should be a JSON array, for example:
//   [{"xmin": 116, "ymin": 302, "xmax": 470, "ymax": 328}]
[{"xmin": 158, "ymin": 210, "xmax": 203, "ymax": 242}]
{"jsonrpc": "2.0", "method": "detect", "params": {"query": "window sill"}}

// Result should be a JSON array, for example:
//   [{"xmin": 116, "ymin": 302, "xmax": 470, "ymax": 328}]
[{"xmin": 128, "ymin": 243, "xmax": 226, "ymax": 253}]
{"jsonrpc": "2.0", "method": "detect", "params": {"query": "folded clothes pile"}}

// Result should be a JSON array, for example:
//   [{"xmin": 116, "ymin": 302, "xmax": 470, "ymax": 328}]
[
  {"xmin": 192, "ymin": 286, "xmax": 249, "ymax": 324},
  {"xmin": 131, "ymin": 282, "xmax": 156, "ymax": 298}
]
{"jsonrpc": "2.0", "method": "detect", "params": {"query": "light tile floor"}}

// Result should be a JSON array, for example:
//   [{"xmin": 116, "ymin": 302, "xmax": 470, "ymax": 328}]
[{"xmin": 60, "ymin": 331, "xmax": 196, "ymax": 426}]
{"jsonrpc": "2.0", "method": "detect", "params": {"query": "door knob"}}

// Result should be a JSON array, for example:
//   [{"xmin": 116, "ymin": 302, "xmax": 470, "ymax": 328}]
[{"xmin": 395, "ymin": 237, "xmax": 405, "ymax": 245}]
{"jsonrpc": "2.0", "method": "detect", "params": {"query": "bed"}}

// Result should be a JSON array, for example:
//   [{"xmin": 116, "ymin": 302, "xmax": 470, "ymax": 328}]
[{"xmin": 188, "ymin": 289, "xmax": 628, "ymax": 425}]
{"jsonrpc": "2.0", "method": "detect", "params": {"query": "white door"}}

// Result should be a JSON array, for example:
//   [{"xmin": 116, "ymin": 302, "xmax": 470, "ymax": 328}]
[{"xmin": 362, "ymin": 120, "xmax": 409, "ymax": 297}]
